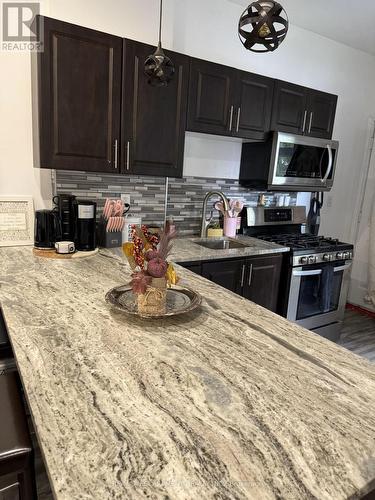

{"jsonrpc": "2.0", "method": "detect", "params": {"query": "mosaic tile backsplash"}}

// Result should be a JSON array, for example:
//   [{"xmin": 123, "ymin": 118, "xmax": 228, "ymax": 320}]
[{"xmin": 55, "ymin": 171, "xmax": 297, "ymax": 236}]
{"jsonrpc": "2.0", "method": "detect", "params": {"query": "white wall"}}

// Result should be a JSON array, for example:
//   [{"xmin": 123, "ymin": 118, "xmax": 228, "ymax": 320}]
[
  {"xmin": 1, "ymin": 0, "xmax": 375, "ymax": 244},
  {"xmin": 0, "ymin": 47, "xmax": 52, "ymax": 208},
  {"xmin": 184, "ymin": 132, "xmax": 242, "ymax": 179}
]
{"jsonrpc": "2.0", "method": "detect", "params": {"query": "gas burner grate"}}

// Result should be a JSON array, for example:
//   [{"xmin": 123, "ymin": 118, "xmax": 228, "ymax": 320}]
[{"xmin": 258, "ymin": 233, "xmax": 346, "ymax": 250}]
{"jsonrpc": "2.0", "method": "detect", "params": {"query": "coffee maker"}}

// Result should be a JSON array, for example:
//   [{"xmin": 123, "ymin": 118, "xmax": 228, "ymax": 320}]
[
  {"xmin": 74, "ymin": 200, "xmax": 97, "ymax": 251},
  {"xmin": 53, "ymin": 194, "xmax": 76, "ymax": 241}
]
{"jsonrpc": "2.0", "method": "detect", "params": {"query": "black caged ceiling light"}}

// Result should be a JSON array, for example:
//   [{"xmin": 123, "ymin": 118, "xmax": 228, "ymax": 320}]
[
  {"xmin": 144, "ymin": 0, "xmax": 175, "ymax": 87},
  {"xmin": 238, "ymin": 1, "xmax": 289, "ymax": 53}
]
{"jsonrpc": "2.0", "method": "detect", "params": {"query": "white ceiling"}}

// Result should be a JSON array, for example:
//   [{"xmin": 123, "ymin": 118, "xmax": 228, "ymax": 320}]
[{"xmin": 229, "ymin": 0, "xmax": 375, "ymax": 56}]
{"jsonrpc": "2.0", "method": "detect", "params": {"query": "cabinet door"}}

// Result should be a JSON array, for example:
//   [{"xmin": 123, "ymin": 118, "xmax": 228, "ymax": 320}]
[
  {"xmin": 201, "ymin": 259, "xmax": 245, "ymax": 295},
  {"xmin": 243, "ymin": 255, "xmax": 282, "ymax": 312},
  {"xmin": 122, "ymin": 40, "xmax": 189, "ymax": 177},
  {"xmin": 34, "ymin": 16, "xmax": 122, "ymax": 172},
  {"xmin": 306, "ymin": 90, "xmax": 337, "ymax": 139},
  {"xmin": 187, "ymin": 59, "xmax": 237, "ymax": 136},
  {"xmin": 235, "ymin": 71, "xmax": 274, "ymax": 139},
  {"xmin": 271, "ymin": 81, "xmax": 308, "ymax": 135},
  {"xmin": 179, "ymin": 262, "xmax": 202, "ymax": 275}
]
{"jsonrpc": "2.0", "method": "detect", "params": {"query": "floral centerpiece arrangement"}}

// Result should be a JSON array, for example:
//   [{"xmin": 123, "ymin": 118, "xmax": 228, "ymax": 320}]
[{"xmin": 122, "ymin": 225, "xmax": 179, "ymax": 315}]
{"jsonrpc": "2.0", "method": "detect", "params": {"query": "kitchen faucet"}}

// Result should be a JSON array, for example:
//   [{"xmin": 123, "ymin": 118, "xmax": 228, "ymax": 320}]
[{"xmin": 200, "ymin": 191, "xmax": 229, "ymax": 238}]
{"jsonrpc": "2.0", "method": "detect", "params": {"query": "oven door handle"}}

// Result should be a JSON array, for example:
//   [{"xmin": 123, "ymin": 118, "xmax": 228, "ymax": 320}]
[
  {"xmin": 334, "ymin": 263, "xmax": 352, "ymax": 272},
  {"xmin": 292, "ymin": 269, "xmax": 322, "ymax": 277},
  {"xmin": 322, "ymin": 144, "xmax": 333, "ymax": 183}
]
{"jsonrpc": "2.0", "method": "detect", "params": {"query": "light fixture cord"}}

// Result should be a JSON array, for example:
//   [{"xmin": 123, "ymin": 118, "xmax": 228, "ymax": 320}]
[{"xmin": 158, "ymin": 0, "xmax": 163, "ymax": 45}]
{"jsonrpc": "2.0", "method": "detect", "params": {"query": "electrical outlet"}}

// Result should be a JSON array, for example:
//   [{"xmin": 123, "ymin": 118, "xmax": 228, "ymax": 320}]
[
  {"xmin": 121, "ymin": 194, "xmax": 130, "ymax": 204},
  {"xmin": 326, "ymin": 195, "xmax": 333, "ymax": 208}
]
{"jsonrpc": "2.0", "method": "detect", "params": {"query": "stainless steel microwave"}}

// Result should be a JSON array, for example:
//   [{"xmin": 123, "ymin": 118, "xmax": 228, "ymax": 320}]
[{"xmin": 239, "ymin": 132, "xmax": 339, "ymax": 192}]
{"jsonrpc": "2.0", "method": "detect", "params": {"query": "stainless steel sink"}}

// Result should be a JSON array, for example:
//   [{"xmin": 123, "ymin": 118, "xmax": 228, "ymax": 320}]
[{"xmin": 194, "ymin": 238, "xmax": 251, "ymax": 250}]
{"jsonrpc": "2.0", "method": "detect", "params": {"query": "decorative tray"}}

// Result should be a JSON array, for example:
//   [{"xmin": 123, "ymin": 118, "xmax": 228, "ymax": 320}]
[{"xmin": 105, "ymin": 285, "xmax": 202, "ymax": 318}]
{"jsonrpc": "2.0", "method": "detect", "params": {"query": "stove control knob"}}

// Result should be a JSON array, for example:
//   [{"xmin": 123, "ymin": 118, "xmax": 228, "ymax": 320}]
[
  {"xmin": 300, "ymin": 256, "xmax": 308, "ymax": 265},
  {"xmin": 343, "ymin": 251, "xmax": 350, "ymax": 260},
  {"xmin": 323, "ymin": 254, "xmax": 331, "ymax": 262},
  {"xmin": 308, "ymin": 255, "xmax": 317, "ymax": 264},
  {"xmin": 336, "ymin": 252, "xmax": 344, "ymax": 260}
]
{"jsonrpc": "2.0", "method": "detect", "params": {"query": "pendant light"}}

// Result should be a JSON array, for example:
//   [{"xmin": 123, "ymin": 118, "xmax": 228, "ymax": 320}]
[
  {"xmin": 144, "ymin": 0, "xmax": 175, "ymax": 87},
  {"xmin": 238, "ymin": 1, "xmax": 288, "ymax": 53}
]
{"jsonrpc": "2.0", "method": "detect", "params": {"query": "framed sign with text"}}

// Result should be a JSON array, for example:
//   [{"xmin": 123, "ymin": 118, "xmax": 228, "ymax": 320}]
[{"xmin": 0, "ymin": 196, "xmax": 34, "ymax": 247}]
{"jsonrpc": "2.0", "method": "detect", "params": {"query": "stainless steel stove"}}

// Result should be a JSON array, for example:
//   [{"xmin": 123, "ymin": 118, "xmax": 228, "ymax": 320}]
[
  {"xmin": 259, "ymin": 233, "xmax": 353, "ymax": 266},
  {"xmin": 241, "ymin": 206, "xmax": 354, "ymax": 341}
]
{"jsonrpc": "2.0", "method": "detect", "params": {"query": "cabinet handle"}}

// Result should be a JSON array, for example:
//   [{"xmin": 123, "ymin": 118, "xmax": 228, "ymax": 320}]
[
  {"xmin": 228, "ymin": 105, "xmax": 234, "ymax": 131},
  {"xmin": 236, "ymin": 107, "xmax": 241, "ymax": 133},
  {"xmin": 302, "ymin": 110, "xmax": 307, "ymax": 133},
  {"xmin": 308, "ymin": 112, "xmax": 313, "ymax": 133},
  {"xmin": 114, "ymin": 139, "xmax": 118, "ymax": 169},
  {"xmin": 240, "ymin": 264, "xmax": 246, "ymax": 288},
  {"xmin": 248, "ymin": 264, "xmax": 253, "ymax": 287},
  {"xmin": 126, "ymin": 141, "xmax": 130, "ymax": 171}
]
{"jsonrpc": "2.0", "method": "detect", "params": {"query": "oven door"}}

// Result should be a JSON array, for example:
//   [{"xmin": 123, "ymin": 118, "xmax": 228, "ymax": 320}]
[
  {"xmin": 269, "ymin": 132, "xmax": 339, "ymax": 191},
  {"xmin": 287, "ymin": 261, "xmax": 351, "ymax": 330}
]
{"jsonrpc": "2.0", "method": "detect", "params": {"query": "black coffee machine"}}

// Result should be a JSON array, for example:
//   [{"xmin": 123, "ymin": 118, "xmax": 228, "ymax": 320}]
[
  {"xmin": 74, "ymin": 200, "xmax": 97, "ymax": 251},
  {"xmin": 35, "ymin": 197, "xmax": 97, "ymax": 251},
  {"xmin": 53, "ymin": 194, "xmax": 76, "ymax": 241}
]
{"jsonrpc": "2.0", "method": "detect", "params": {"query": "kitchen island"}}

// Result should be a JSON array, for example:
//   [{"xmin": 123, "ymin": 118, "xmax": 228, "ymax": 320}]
[{"xmin": 1, "ymin": 244, "xmax": 375, "ymax": 500}]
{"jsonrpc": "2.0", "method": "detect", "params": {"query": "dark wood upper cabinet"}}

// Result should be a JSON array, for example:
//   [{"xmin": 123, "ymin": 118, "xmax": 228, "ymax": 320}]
[
  {"xmin": 271, "ymin": 81, "xmax": 308, "ymax": 135},
  {"xmin": 235, "ymin": 71, "xmax": 274, "ymax": 139},
  {"xmin": 33, "ymin": 16, "xmax": 122, "ymax": 172},
  {"xmin": 201, "ymin": 259, "xmax": 245, "ymax": 296},
  {"xmin": 32, "ymin": 16, "xmax": 338, "ymax": 176},
  {"xmin": 187, "ymin": 60, "xmax": 274, "ymax": 140},
  {"xmin": 122, "ymin": 39, "xmax": 189, "ymax": 177},
  {"xmin": 306, "ymin": 90, "xmax": 337, "ymax": 139},
  {"xmin": 243, "ymin": 255, "xmax": 282, "ymax": 313},
  {"xmin": 271, "ymin": 80, "xmax": 337, "ymax": 139},
  {"xmin": 187, "ymin": 59, "xmax": 236, "ymax": 136}
]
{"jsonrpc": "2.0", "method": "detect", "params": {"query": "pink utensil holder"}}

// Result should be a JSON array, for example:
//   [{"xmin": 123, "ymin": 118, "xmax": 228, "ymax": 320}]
[{"xmin": 223, "ymin": 216, "xmax": 237, "ymax": 238}]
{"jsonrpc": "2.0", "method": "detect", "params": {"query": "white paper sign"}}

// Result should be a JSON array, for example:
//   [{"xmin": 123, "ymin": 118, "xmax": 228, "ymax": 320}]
[{"xmin": 0, "ymin": 212, "xmax": 27, "ymax": 231}]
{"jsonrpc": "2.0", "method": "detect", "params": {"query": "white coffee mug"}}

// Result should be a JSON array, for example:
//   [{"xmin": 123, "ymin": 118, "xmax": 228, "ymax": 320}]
[{"xmin": 55, "ymin": 241, "xmax": 75, "ymax": 254}]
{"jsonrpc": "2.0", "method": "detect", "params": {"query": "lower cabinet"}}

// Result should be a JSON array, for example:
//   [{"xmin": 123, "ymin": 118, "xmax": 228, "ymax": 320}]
[
  {"xmin": 180, "ymin": 254, "xmax": 282, "ymax": 313},
  {"xmin": 242, "ymin": 255, "xmax": 282, "ymax": 312},
  {"xmin": 201, "ymin": 259, "xmax": 244, "ymax": 296},
  {"xmin": 179, "ymin": 262, "xmax": 202, "ymax": 275}
]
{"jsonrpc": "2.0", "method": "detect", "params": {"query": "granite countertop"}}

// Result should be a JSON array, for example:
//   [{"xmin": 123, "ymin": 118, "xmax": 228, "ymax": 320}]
[
  {"xmin": 170, "ymin": 235, "xmax": 289, "ymax": 263},
  {"xmin": 1, "ymin": 246, "xmax": 375, "ymax": 499}
]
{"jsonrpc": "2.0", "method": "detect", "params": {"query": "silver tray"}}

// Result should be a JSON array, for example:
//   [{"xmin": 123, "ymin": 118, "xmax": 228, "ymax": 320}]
[{"xmin": 105, "ymin": 285, "xmax": 202, "ymax": 318}]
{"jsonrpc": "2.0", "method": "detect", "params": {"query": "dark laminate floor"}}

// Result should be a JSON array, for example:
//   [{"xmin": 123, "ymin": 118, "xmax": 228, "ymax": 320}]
[
  {"xmin": 33, "ymin": 309, "xmax": 375, "ymax": 499},
  {"xmin": 339, "ymin": 309, "xmax": 375, "ymax": 362}
]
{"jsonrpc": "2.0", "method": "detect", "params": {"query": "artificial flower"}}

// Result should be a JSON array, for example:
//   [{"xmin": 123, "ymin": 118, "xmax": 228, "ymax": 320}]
[
  {"xmin": 129, "ymin": 271, "xmax": 152, "ymax": 294},
  {"xmin": 166, "ymin": 263, "xmax": 179, "ymax": 286},
  {"xmin": 122, "ymin": 242, "xmax": 136, "ymax": 270}
]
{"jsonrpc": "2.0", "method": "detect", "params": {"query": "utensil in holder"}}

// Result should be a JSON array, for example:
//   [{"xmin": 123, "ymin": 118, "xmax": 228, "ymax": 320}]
[
  {"xmin": 97, "ymin": 219, "xmax": 122, "ymax": 248},
  {"xmin": 223, "ymin": 216, "xmax": 237, "ymax": 238}
]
